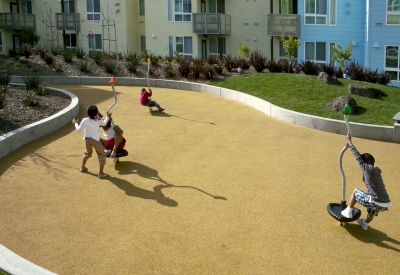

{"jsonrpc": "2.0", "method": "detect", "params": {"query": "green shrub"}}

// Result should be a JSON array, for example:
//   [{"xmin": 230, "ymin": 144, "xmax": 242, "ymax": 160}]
[
  {"xmin": 75, "ymin": 47, "xmax": 86, "ymax": 59},
  {"xmin": 318, "ymin": 63, "xmax": 336, "ymax": 76},
  {"xmin": 89, "ymin": 51, "xmax": 103, "ymax": 65},
  {"xmin": 297, "ymin": 60, "xmax": 318, "ymax": 75},
  {"xmin": 279, "ymin": 59, "xmax": 296, "ymax": 73},
  {"xmin": 249, "ymin": 49, "xmax": 267, "ymax": 72},
  {"xmin": 163, "ymin": 61, "xmax": 175, "ymax": 77},
  {"xmin": 19, "ymin": 43, "xmax": 33, "ymax": 58},
  {"xmin": 178, "ymin": 59, "xmax": 191, "ymax": 77},
  {"xmin": 34, "ymin": 86, "xmax": 48, "ymax": 96},
  {"xmin": 54, "ymin": 62, "xmax": 63, "ymax": 72},
  {"xmin": 214, "ymin": 60, "xmax": 224, "ymax": 75},
  {"xmin": 50, "ymin": 46, "xmax": 63, "ymax": 56},
  {"xmin": 22, "ymin": 90, "xmax": 39, "ymax": 106},
  {"xmin": 0, "ymin": 71, "xmax": 11, "ymax": 86},
  {"xmin": 266, "ymin": 59, "xmax": 283, "ymax": 73},
  {"xmin": 346, "ymin": 61, "xmax": 364, "ymax": 81},
  {"xmin": 63, "ymin": 50, "xmax": 74, "ymax": 63},
  {"xmin": 224, "ymin": 55, "xmax": 237, "ymax": 72},
  {"xmin": 192, "ymin": 58, "xmax": 203, "ymax": 78},
  {"xmin": 19, "ymin": 29, "xmax": 40, "ymax": 45},
  {"xmin": 0, "ymin": 85, "xmax": 10, "ymax": 109},
  {"xmin": 202, "ymin": 63, "xmax": 215, "ymax": 80},
  {"xmin": 23, "ymin": 75, "xmax": 43, "ymax": 90},
  {"xmin": 103, "ymin": 59, "xmax": 117, "ymax": 73},
  {"xmin": 79, "ymin": 60, "xmax": 89, "ymax": 72}
]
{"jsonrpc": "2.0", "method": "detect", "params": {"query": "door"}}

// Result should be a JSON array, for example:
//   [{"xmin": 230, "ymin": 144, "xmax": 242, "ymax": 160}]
[
  {"xmin": 12, "ymin": 34, "xmax": 20, "ymax": 52},
  {"xmin": 202, "ymin": 40, "xmax": 207, "ymax": 59},
  {"xmin": 10, "ymin": 2, "xmax": 18, "ymax": 13}
]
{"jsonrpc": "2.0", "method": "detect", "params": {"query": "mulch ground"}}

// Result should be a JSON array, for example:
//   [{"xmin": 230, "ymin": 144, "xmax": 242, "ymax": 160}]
[{"xmin": 0, "ymin": 85, "xmax": 399, "ymax": 275}]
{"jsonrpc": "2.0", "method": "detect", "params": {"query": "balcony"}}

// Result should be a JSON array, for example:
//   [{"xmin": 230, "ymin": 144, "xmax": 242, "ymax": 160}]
[
  {"xmin": 56, "ymin": 13, "xmax": 80, "ymax": 31},
  {"xmin": 192, "ymin": 13, "xmax": 231, "ymax": 35},
  {"xmin": 0, "ymin": 13, "xmax": 36, "ymax": 30},
  {"xmin": 267, "ymin": 14, "xmax": 299, "ymax": 37}
]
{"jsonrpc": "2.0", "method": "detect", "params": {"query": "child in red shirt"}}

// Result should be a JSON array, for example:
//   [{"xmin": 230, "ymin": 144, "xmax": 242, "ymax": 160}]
[{"xmin": 140, "ymin": 88, "xmax": 164, "ymax": 112}]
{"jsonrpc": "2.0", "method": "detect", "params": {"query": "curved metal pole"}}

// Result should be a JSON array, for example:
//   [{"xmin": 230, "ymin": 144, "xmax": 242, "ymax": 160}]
[
  {"xmin": 147, "ymin": 58, "xmax": 151, "ymax": 100},
  {"xmin": 107, "ymin": 76, "xmax": 117, "ymax": 113},
  {"xmin": 339, "ymin": 114, "xmax": 352, "ymax": 201}
]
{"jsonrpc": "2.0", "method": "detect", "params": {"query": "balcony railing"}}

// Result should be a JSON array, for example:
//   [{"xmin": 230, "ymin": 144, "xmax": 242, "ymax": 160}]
[
  {"xmin": 192, "ymin": 13, "xmax": 231, "ymax": 35},
  {"xmin": 0, "ymin": 13, "xmax": 36, "ymax": 30},
  {"xmin": 267, "ymin": 14, "xmax": 299, "ymax": 37},
  {"xmin": 56, "ymin": 13, "xmax": 80, "ymax": 31}
]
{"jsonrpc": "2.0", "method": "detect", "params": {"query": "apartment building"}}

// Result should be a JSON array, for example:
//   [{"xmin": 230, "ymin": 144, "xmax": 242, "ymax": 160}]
[{"xmin": 1, "ymin": 1, "xmax": 399, "ymax": 86}]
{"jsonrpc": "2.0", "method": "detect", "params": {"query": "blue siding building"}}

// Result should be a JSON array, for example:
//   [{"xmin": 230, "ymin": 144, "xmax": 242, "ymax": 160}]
[{"xmin": 284, "ymin": 0, "xmax": 400, "ymax": 86}]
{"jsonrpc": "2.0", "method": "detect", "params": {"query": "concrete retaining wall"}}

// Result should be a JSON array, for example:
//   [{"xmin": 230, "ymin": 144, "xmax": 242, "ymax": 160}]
[{"xmin": 0, "ymin": 84, "xmax": 79, "ymax": 159}]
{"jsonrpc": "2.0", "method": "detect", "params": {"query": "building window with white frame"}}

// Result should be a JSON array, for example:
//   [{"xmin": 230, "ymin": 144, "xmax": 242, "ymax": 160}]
[
  {"xmin": 88, "ymin": 33, "xmax": 102, "ymax": 52},
  {"xmin": 140, "ymin": 36, "xmax": 146, "ymax": 52},
  {"xmin": 305, "ymin": 0, "xmax": 327, "ymax": 25},
  {"xmin": 387, "ymin": 0, "xmax": 400, "ymax": 25},
  {"xmin": 64, "ymin": 0, "xmax": 76, "ymax": 13},
  {"xmin": 209, "ymin": 37, "xmax": 226, "ymax": 58},
  {"xmin": 87, "ymin": 0, "xmax": 100, "ymax": 21},
  {"xmin": 329, "ymin": 0, "xmax": 336, "ymax": 25},
  {"xmin": 139, "ymin": 0, "xmax": 145, "ymax": 16},
  {"xmin": 305, "ymin": 41, "xmax": 326, "ymax": 63},
  {"xmin": 385, "ymin": 45, "xmax": 399, "ymax": 81},
  {"xmin": 21, "ymin": 1, "xmax": 32, "ymax": 14},
  {"xmin": 65, "ymin": 33, "xmax": 77, "ymax": 49},
  {"xmin": 168, "ymin": 36, "xmax": 192, "ymax": 58},
  {"xmin": 167, "ymin": 0, "xmax": 192, "ymax": 22}
]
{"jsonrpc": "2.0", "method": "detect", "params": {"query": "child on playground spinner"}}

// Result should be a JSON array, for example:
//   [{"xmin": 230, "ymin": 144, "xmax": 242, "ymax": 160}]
[
  {"xmin": 72, "ymin": 105, "xmax": 111, "ymax": 179},
  {"xmin": 341, "ymin": 133, "xmax": 391, "ymax": 230},
  {"xmin": 140, "ymin": 88, "xmax": 164, "ymax": 111},
  {"xmin": 100, "ymin": 115, "xmax": 126, "ymax": 158}
]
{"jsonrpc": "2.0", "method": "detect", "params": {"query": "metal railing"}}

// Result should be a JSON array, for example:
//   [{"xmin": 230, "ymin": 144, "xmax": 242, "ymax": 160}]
[
  {"xmin": 192, "ymin": 13, "xmax": 231, "ymax": 35},
  {"xmin": 267, "ymin": 14, "xmax": 299, "ymax": 37},
  {"xmin": 56, "ymin": 13, "xmax": 80, "ymax": 31},
  {"xmin": 0, "ymin": 13, "xmax": 36, "ymax": 30}
]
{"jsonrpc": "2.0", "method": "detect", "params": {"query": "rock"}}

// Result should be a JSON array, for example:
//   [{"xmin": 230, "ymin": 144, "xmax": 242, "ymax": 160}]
[
  {"xmin": 347, "ymin": 84, "xmax": 386, "ymax": 98},
  {"xmin": 318, "ymin": 72, "xmax": 339, "ymax": 85},
  {"xmin": 326, "ymin": 96, "xmax": 357, "ymax": 115}
]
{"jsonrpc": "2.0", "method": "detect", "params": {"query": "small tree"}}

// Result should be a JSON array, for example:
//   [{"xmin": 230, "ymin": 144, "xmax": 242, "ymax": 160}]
[
  {"xmin": 280, "ymin": 35, "xmax": 300, "ymax": 73},
  {"xmin": 331, "ymin": 42, "xmax": 353, "ymax": 75},
  {"xmin": 236, "ymin": 43, "xmax": 250, "ymax": 74}
]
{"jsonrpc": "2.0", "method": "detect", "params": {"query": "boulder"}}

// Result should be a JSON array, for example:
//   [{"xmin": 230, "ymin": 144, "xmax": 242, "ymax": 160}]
[
  {"xmin": 318, "ymin": 72, "xmax": 339, "ymax": 85},
  {"xmin": 347, "ymin": 84, "xmax": 386, "ymax": 98},
  {"xmin": 326, "ymin": 96, "xmax": 357, "ymax": 115}
]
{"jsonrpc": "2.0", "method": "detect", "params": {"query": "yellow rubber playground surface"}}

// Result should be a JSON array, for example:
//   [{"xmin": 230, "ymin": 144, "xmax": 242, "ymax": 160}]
[{"xmin": 1, "ymin": 85, "xmax": 399, "ymax": 274}]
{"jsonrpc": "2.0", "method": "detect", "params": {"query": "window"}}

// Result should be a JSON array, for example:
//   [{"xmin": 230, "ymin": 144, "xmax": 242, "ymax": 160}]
[
  {"xmin": 387, "ymin": 0, "xmax": 400, "ymax": 25},
  {"xmin": 209, "ymin": 37, "xmax": 226, "ymax": 58},
  {"xmin": 139, "ymin": 0, "xmax": 145, "ymax": 16},
  {"xmin": 88, "ymin": 33, "xmax": 102, "ymax": 51},
  {"xmin": 385, "ymin": 46, "xmax": 400, "ymax": 81},
  {"xmin": 329, "ymin": 42, "xmax": 335, "ymax": 64},
  {"xmin": 0, "ymin": 32, "xmax": 2, "ymax": 53},
  {"xmin": 305, "ymin": 42, "xmax": 326, "ymax": 63},
  {"xmin": 64, "ymin": 0, "xmax": 75, "ymax": 13},
  {"xmin": 167, "ymin": 0, "xmax": 192, "ymax": 22},
  {"xmin": 140, "ymin": 36, "xmax": 146, "ymax": 52},
  {"xmin": 209, "ymin": 0, "xmax": 225, "ymax": 13},
  {"xmin": 305, "ymin": 0, "xmax": 327, "ymax": 25},
  {"xmin": 168, "ymin": 36, "xmax": 192, "ymax": 58},
  {"xmin": 329, "ymin": 0, "xmax": 336, "ymax": 25},
  {"xmin": 21, "ymin": 1, "xmax": 32, "ymax": 14},
  {"xmin": 87, "ymin": 0, "xmax": 100, "ymax": 21},
  {"xmin": 65, "ymin": 34, "xmax": 77, "ymax": 49}
]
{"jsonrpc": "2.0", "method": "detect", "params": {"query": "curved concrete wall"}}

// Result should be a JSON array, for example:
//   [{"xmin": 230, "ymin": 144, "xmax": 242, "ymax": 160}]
[{"xmin": 0, "ymin": 84, "xmax": 79, "ymax": 159}]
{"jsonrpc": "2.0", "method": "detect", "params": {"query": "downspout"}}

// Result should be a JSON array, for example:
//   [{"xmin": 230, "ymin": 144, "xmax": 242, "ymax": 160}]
[
  {"xmin": 270, "ymin": 0, "xmax": 274, "ymax": 59},
  {"xmin": 365, "ymin": 0, "xmax": 370, "ymax": 68}
]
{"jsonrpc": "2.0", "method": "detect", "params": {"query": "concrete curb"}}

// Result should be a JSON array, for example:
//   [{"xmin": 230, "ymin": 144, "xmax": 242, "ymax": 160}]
[
  {"xmin": 0, "ymin": 244, "xmax": 57, "ymax": 275},
  {"xmin": 0, "ymin": 83, "xmax": 79, "ymax": 159},
  {"xmin": 9, "ymin": 76, "xmax": 400, "ymax": 143}
]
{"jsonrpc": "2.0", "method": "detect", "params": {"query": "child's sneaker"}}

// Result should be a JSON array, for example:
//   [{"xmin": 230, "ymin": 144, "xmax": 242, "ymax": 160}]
[
  {"xmin": 341, "ymin": 207, "xmax": 353, "ymax": 218},
  {"xmin": 357, "ymin": 218, "xmax": 368, "ymax": 230}
]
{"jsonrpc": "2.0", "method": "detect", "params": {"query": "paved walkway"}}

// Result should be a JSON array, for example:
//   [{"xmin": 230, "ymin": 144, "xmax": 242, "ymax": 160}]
[{"xmin": 0, "ymin": 85, "xmax": 399, "ymax": 274}]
